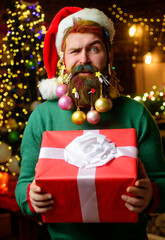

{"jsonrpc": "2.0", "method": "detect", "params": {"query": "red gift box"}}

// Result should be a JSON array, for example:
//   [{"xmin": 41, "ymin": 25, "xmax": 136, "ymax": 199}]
[{"xmin": 35, "ymin": 129, "xmax": 138, "ymax": 223}]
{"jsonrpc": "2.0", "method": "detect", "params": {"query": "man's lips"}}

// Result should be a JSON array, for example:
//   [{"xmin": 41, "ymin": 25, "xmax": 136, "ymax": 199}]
[
  {"xmin": 75, "ymin": 71, "xmax": 94, "ymax": 76},
  {"xmin": 79, "ymin": 72, "xmax": 92, "ymax": 76}
]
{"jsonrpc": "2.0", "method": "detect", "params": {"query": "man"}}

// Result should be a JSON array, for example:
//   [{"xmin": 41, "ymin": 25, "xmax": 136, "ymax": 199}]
[{"xmin": 15, "ymin": 7, "xmax": 165, "ymax": 240}]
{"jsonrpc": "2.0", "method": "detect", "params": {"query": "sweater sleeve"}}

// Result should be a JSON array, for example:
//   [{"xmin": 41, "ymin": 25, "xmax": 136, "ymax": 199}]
[
  {"xmin": 137, "ymin": 106, "xmax": 165, "ymax": 213},
  {"xmin": 15, "ymin": 107, "xmax": 43, "ymax": 216}
]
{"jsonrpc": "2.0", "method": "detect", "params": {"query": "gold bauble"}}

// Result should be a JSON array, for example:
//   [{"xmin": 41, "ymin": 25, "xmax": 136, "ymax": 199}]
[
  {"xmin": 72, "ymin": 110, "xmax": 86, "ymax": 125},
  {"xmin": 95, "ymin": 97, "xmax": 112, "ymax": 113}
]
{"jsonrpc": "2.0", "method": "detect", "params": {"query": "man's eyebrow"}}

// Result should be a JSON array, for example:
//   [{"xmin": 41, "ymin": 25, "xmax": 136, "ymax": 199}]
[
  {"xmin": 67, "ymin": 40, "xmax": 103, "ymax": 52},
  {"xmin": 67, "ymin": 47, "xmax": 80, "ymax": 52},
  {"xmin": 89, "ymin": 40, "xmax": 103, "ymax": 46}
]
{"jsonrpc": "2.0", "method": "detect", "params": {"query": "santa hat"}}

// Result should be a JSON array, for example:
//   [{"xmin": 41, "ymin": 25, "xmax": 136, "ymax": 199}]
[{"xmin": 39, "ymin": 7, "xmax": 115, "ymax": 100}]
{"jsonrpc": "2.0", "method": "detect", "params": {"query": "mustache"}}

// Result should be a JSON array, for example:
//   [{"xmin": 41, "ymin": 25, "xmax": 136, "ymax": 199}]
[{"xmin": 72, "ymin": 65, "xmax": 98, "ymax": 74}]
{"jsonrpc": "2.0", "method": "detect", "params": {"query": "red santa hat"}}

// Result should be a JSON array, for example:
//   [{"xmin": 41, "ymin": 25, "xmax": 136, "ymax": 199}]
[{"xmin": 39, "ymin": 7, "xmax": 115, "ymax": 100}]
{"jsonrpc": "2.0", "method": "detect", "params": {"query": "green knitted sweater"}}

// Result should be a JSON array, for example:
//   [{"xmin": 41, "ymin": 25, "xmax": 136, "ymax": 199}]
[{"xmin": 15, "ymin": 96, "xmax": 165, "ymax": 240}]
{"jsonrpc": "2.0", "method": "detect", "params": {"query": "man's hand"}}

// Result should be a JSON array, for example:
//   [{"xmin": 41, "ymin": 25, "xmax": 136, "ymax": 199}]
[
  {"xmin": 121, "ymin": 159, "xmax": 153, "ymax": 213},
  {"xmin": 29, "ymin": 179, "xmax": 54, "ymax": 213}
]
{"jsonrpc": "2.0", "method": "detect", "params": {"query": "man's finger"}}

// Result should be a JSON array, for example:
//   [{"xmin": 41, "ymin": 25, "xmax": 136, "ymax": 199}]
[
  {"xmin": 30, "ymin": 198, "xmax": 54, "ymax": 207},
  {"xmin": 121, "ymin": 194, "xmax": 143, "ymax": 207},
  {"xmin": 30, "ymin": 179, "xmax": 41, "ymax": 193},
  {"xmin": 30, "ymin": 192, "xmax": 53, "ymax": 202},
  {"xmin": 125, "ymin": 203, "xmax": 143, "ymax": 213},
  {"xmin": 33, "ymin": 205, "xmax": 53, "ymax": 214},
  {"xmin": 127, "ymin": 185, "xmax": 147, "ymax": 198},
  {"xmin": 135, "ymin": 179, "xmax": 150, "ymax": 188}
]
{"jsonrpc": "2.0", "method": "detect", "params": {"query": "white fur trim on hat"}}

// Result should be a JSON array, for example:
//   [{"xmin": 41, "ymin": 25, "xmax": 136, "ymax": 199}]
[
  {"xmin": 56, "ymin": 8, "xmax": 115, "ymax": 54},
  {"xmin": 39, "ymin": 78, "xmax": 58, "ymax": 100}
]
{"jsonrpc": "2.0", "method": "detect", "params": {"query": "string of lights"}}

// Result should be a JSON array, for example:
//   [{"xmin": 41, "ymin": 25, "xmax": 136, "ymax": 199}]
[{"xmin": 108, "ymin": 4, "xmax": 165, "ymax": 68}]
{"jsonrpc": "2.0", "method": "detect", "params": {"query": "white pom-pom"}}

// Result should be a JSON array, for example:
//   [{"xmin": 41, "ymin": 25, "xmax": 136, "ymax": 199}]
[{"xmin": 39, "ymin": 78, "xmax": 58, "ymax": 100}]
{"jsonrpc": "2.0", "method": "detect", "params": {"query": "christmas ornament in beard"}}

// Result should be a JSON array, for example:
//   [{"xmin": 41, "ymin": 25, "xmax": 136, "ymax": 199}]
[{"xmin": 68, "ymin": 72, "xmax": 100, "ymax": 108}]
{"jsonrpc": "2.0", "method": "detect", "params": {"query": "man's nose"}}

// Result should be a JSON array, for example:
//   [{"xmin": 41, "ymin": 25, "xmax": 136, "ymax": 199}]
[{"xmin": 79, "ymin": 49, "xmax": 90, "ymax": 65}]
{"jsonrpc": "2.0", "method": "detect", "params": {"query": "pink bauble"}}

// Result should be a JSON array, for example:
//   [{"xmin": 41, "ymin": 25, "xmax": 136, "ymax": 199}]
[
  {"xmin": 87, "ymin": 110, "xmax": 101, "ymax": 124},
  {"xmin": 58, "ymin": 95, "xmax": 73, "ymax": 110},
  {"xmin": 56, "ymin": 84, "xmax": 68, "ymax": 97}
]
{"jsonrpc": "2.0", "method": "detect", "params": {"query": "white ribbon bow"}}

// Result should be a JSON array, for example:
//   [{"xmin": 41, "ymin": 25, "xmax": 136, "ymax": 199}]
[{"xmin": 64, "ymin": 132, "xmax": 117, "ymax": 168}]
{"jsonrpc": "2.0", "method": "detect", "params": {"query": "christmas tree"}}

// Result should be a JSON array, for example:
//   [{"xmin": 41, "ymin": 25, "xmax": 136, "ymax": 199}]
[{"xmin": 0, "ymin": 0, "xmax": 47, "ymax": 177}]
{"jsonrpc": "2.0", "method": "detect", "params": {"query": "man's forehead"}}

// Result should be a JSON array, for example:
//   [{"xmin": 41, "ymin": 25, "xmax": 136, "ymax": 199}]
[{"xmin": 65, "ymin": 32, "xmax": 104, "ymax": 48}]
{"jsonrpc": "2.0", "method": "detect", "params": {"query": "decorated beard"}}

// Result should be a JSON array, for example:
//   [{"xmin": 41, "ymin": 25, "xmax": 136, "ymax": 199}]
[
  {"xmin": 68, "ymin": 65, "xmax": 101, "ymax": 108},
  {"xmin": 56, "ymin": 62, "xmax": 122, "ymax": 125}
]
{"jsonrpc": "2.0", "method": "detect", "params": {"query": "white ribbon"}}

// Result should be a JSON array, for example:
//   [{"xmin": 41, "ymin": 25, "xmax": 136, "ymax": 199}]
[
  {"xmin": 39, "ymin": 147, "xmax": 64, "ymax": 160},
  {"xmin": 38, "ymin": 130, "xmax": 138, "ymax": 222},
  {"xmin": 39, "ymin": 146, "xmax": 137, "ymax": 163},
  {"xmin": 77, "ymin": 167, "xmax": 99, "ymax": 222}
]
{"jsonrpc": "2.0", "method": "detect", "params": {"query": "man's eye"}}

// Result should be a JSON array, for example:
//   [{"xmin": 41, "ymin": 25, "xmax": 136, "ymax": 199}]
[
  {"xmin": 70, "ymin": 49, "xmax": 79, "ymax": 54},
  {"xmin": 89, "ymin": 47, "xmax": 99, "ymax": 52}
]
